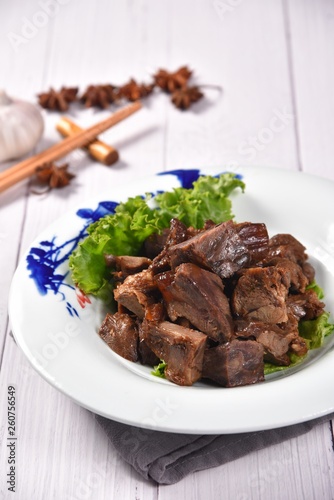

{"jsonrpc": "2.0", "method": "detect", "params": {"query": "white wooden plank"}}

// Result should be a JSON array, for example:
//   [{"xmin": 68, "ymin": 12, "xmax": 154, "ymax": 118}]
[
  {"xmin": 0, "ymin": 1, "xmax": 53, "ymax": 351},
  {"xmin": 0, "ymin": 0, "xmax": 54, "ymax": 100},
  {"xmin": 284, "ymin": 0, "xmax": 334, "ymax": 180},
  {"xmin": 163, "ymin": 0, "xmax": 299, "ymax": 172},
  {"xmin": 159, "ymin": 423, "xmax": 334, "ymax": 500},
  {"xmin": 0, "ymin": 186, "xmax": 27, "ymax": 349},
  {"xmin": 28, "ymin": 0, "xmax": 171, "ymax": 183}
]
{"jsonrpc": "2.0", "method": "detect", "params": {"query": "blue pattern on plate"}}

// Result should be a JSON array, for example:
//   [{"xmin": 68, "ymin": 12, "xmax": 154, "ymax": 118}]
[
  {"xmin": 158, "ymin": 169, "xmax": 243, "ymax": 188},
  {"xmin": 26, "ymin": 201, "xmax": 118, "ymax": 316},
  {"xmin": 158, "ymin": 169, "xmax": 201, "ymax": 189}
]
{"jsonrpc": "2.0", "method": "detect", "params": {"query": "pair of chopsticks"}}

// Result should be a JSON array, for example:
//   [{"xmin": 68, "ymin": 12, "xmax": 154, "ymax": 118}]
[{"xmin": 0, "ymin": 101, "xmax": 142, "ymax": 194}]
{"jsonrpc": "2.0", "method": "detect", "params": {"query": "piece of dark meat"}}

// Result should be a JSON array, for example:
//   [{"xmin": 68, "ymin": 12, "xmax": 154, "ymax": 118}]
[
  {"xmin": 289, "ymin": 336, "xmax": 309, "ymax": 357},
  {"xmin": 98, "ymin": 312, "xmax": 138, "ymax": 362},
  {"xmin": 266, "ymin": 234, "xmax": 308, "ymax": 265},
  {"xmin": 141, "ymin": 320, "xmax": 207, "ymax": 386},
  {"xmin": 144, "ymin": 228, "xmax": 170, "ymax": 259},
  {"xmin": 144, "ymin": 302, "xmax": 166, "ymax": 322},
  {"xmin": 257, "ymin": 327, "xmax": 293, "ymax": 365},
  {"xmin": 263, "ymin": 234, "xmax": 316, "ymax": 286},
  {"xmin": 139, "ymin": 303, "xmax": 169, "ymax": 366},
  {"xmin": 105, "ymin": 254, "xmax": 152, "ymax": 282},
  {"xmin": 202, "ymin": 339, "xmax": 264, "ymax": 387},
  {"xmin": 176, "ymin": 317, "xmax": 193, "ymax": 329},
  {"xmin": 278, "ymin": 314, "xmax": 308, "ymax": 357},
  {"xmin": 168, "ymin": 220, "xmax": 269, "ymax": 279},
  {"xmin": 301, "ymin": 262, "xmax": 316, "ymax": 283},
  {"xmin": 234, "ymin": 320, "xmax": 297, "ymax": 365},
  {"xmin": 155, "ymin": 263, "xmax": 233, "ymax": 343},
  {"xmin": 150, "ymin": 218, "xmax": 189, "ymax": 274},
  {"xmin": 264, "ymin": 257, "xmax": 309, "ymax": 293},
  {"xmin": 138, "ymin": 321, "xmax": 160, "ymax": 366},
  {"xmin": 113, "ymin": 269, "xmax": 158, "ymax": 318},
  {"xmin": 144, "ymin": 219, "xmax": 216, "ymax": 261},
  {"xmin": 202, "ymin": 219, "xmax": 217, "ymax": 230},
  {"xmin": 235, "ymin": 318, "xmax": 308, "ymax": 362},
  {"xmin": 232, "ymin": 266, "xmax": 289, "ymax": 323},
  {"xmin": 287, "ymin": 289, "xmax": 325, "ymax": 320}
]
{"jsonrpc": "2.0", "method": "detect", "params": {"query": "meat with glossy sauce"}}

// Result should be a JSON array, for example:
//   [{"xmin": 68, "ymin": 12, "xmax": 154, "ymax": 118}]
[
  {"xmin": 141, "ymin": 320, "xmax": 207, "ymax": 386},
  {"xmin": 97, "ymin": 217, "xmax": 328, "ymax": 388},
  {"xmin": 232, "ymin": 267, "xmax": 289, "ymax": 323},
  {"xmin": 202, "ymin": 339, "xmax": 264, "ymax": 387},
  {"xmin": 113, "ymin": 269, "xmax": 158, "ymax": 318},
  {"xmin": 168, "ymin": 220, "xmax": 269, "ymax": 279},
  {"xmin": 155, "ymin": 263, "xmax": 233, "ymax": 343},
  {"xmin": 98, "ymin": 312, "xmax": 138, "ymax": 362}
]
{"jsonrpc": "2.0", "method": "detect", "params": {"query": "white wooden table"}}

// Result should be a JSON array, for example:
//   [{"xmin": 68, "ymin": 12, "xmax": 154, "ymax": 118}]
[{"xmin": 1, "ymin": 1, "xmax": 334, "ymax": 498}]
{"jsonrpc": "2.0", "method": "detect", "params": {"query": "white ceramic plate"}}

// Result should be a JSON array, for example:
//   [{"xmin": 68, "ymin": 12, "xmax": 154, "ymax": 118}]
[{"xmin": 9, "ymin": 166, "xmax": 334, "ymax": 434}]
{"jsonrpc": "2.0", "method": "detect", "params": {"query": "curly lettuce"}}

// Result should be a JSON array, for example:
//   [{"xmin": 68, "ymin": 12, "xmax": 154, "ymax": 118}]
[{"xmin": 151, "ymin": 361, "xmax": 167, "ymax": 378}]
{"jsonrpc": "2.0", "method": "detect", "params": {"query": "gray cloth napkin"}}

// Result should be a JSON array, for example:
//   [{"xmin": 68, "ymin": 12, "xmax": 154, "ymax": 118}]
[{"xmin": 95, "ymin": 412, "xmax": 334, "ymax": 485}]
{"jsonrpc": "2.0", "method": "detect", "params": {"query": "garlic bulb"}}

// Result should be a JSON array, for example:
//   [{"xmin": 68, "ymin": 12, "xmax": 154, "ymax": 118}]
[{"xmin": 0, "ymin": 90, "xmax": 44, "ymax": 163}]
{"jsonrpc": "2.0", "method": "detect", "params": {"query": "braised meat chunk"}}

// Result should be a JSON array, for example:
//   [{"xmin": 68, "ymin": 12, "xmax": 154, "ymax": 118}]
[
  {"xmin": 263, "ymin": 233, "xmax": 316, "ymax": 286},
  {"xmin": 150, "ymin": 218, "xmax": 189, "ymax": 274},
  {"xmin": 144, "ymin": 228, "xmax": 170, "ymax": 259},
  {"xmin": 232, "ymin": 267, "xmax": 289, "ymax": 323},
  {"xmin": 277, "ymin": 312, "xmax": 307, "ymax": 353},
  {"xmin": 141, "ymin": 320, "xmax": 207, "ymax": 385},
  {"xmin": 235, "ymin": 320, "xmax": 298, "ymax": 365},
  {"xmin": 168, "ymin": 220, "xmax": 269, "ymax": 279},
  {"xmin": 155, "ymin": 263, "xmax": 233, "ymax": 343},
  {"xmin": 202, "ymin": 339, "xmax": 264, "ymax": 387},
  {"xmin": 266, "ymin": 234, "xmax": 308, "ymax": 264},
  {"xmin": 287, "ymin": 289, "xmax": 325, "ymax": 321},
  {"xmin": 265, "ymin": 258, "xmax": 309, "ymax": 293},
  {"xmin": 114, "ymin": 269, "xmax": 158, "ymax": 318},
  {"xmin": 98, "ymin": 312, "xmax": 138, "ymax": 362},
  {"xmin": 138, "ymin": 321, "xmax": 160, "ymax": 366},
  {"xmin": 105, "ymin": 254, "xmax": 152, "ymax": 281}
]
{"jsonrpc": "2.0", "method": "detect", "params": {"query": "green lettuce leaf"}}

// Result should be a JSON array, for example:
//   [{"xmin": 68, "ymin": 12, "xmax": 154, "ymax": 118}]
[
  {"xmin": 306, "ymin": 280, "xmax": 325, "ymax": 299},
  {"xmin": 154, "ymin": 173, "xmax": 245, "ymax": 228},
  {"xmin": 69, "ymin": 173, "xmax": 245, "ymax": 297},
  {"xmin": 298, "ymin": 311, "xmax": 334, "ymax": 349},
  {"xmin": 264, "ymin": 352, "xmax": 306, "ymax": 376},
  {"xmin": 151, "ymin": 360, "xmax": 167, "ymax": 378}
]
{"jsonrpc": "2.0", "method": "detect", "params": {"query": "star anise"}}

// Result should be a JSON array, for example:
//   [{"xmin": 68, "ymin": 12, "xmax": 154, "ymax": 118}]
[
  {"xmin": 35, "ymin": 162, "xmax": 75, "ymax": 189},
  {"xmin": 171, "ymin": 85, "xmax": 204, "ymax": 110},
  {"xmin": 154, "ymin": 66, "xmax": 192, "ymax": 93},
  {"xmin": 38, "ymin": 87, "xmax": 78, "ymax": 111},
  {"xmin": 80, "ymin": 84, "xmax": 117, "ymax": 109},
  {"xmin": 117, "ymin": 78, "xmax": 155, "ymax": 101}
]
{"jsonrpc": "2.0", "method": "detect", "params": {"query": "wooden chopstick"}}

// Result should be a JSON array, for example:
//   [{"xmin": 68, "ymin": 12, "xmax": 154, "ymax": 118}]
[{"xmin": 0, "ymin": 101, "xmax": 142, "ymax": 193}]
